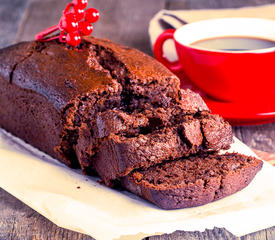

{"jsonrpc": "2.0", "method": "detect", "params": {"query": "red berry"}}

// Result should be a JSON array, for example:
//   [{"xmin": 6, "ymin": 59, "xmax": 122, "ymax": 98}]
[
  {"xmin": 84, "ymin": 8, "xmax": 99, "ymax": 23},
  {"xmin": 70, "ymin": 6, "xmax": 85, "ymax": 21},
  {"xmin": 66, "ymin": 31, "xmax": 81, "ymax": 46},
  {"xmin": 59, "ymin": 12, "xmax": 78, "ymax": 32},
  {"xmin": 72, "ymin": 0, "xmax": 88, "ymax": 9},
  {"xmin": 78, "ymin": 21, "xmax": 93, "ymax": 36}
]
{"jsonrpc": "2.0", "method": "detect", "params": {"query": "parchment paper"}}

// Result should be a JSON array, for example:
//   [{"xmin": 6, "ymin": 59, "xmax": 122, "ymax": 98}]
[{"xmin": 1, "ymin": 128, "xmax": 275, "ymax": 240}]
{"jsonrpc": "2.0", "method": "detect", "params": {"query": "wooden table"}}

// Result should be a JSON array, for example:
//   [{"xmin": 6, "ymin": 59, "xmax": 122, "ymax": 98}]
[{"xmin": 0, "ymin": 0, "xmax": 274, "ymax": 239}]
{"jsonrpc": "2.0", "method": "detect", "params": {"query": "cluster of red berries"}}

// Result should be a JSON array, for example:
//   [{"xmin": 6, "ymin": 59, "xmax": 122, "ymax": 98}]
[{"xmin": 35, "ymin": 0, "xmax": 99, "ymax": 47}]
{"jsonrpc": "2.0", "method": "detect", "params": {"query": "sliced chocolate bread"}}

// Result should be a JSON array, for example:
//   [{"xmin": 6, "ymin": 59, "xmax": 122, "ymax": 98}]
[
  {"xmin": 0, "ymin": 36, "xmax": 258, "ymax": 211},
  {"xmin": 0, "ymin": 37, "xmax": 233, "ymax": 185},
  {"xmin": 121, "ymin": 153, "xmax": 263, "ymax": 209}
]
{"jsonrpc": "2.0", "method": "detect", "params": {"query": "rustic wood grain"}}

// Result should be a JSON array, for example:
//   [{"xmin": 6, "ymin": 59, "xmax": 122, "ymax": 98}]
[
  {"xmin": 16, "ymin": 0, "xmax": 69, "ymax": 43},
  {"xmin": 147, "ymin": 228, "xmax": 237, "ymax": 240},
  {"xmin": 233, "ymin": 123, "xmax": 275, "ymax": 153},
  {"xmin": 166, "ymin": 0, "xmax": 275, "ymax": 10},
  {"xmin": 0, "ymin": 0, "xmax": 29, "ymax": 48},
  {"xmin": 0, "ymin": 0, "xmax": 275, "ymax": 239}
]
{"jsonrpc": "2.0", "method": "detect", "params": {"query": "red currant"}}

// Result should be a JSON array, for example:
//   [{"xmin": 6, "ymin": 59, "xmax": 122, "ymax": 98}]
[
  {"xmin": 59, "ymin": 12, "xmax": 78, "ymax": 32},
  {"xmin": 66, "ymin": 31, "xmax": 81, "ymax": 46},
  {"xmin": 78, "ymin": 21, "xmax": 93, "ymax": 36},
  {"xmin": 70, "ymin": 6, "xmax": 85, "ymax": 21},
  {"xmin": 72, "ymin": 0, "xmax": 88, "ymax": 9},
  {"xmin": 84, "ymin": 8, "xmax": 99, "ymax": 23}
]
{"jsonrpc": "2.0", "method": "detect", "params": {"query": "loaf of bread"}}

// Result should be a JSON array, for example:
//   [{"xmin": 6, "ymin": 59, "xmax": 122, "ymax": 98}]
[{"xmin": 0, "ymin": 37, "xmax": 262, "ymax": 209}]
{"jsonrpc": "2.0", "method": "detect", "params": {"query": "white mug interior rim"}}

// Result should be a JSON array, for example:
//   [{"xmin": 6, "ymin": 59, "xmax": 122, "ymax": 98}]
[{"xmin": 174, "ymin": 18, "xmax": 275, "ymax": 53}]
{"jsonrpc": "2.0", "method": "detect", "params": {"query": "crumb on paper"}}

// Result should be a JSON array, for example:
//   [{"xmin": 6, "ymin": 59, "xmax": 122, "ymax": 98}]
[{"xmin": 97, "ymin": 179, "xmax": 104, "ymax": 185}]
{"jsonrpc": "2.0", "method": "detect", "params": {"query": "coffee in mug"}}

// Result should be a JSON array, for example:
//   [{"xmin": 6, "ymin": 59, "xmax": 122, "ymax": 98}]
[
  {"xmin": 153, "ymin": 18, "xmax": 275, "ymax": 102},
  {"xmin": 191, "ymin": 36, "xmax": 275, "ymax": 51}
]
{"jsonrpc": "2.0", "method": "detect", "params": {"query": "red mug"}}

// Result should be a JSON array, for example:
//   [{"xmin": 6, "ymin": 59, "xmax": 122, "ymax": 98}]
[{"xmin": 154, "ymin": 18, "xmax": 275, "ymax": 103}]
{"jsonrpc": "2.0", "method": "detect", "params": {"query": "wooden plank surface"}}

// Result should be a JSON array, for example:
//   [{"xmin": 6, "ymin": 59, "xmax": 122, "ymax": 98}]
[
  {"xmin": 0, "ymin": 0, "xmax": 29, "ymax": 48},
  {"xmin": 233, "ymin": 123, "xmax": 275, "ymax": 153},
  {"xmin": 0, "ymin": 0, "xmax": 275, "ymax": 239},
  {"xmin": 166, "ymin": 0, "xmax": 275, "ymax": 9}
]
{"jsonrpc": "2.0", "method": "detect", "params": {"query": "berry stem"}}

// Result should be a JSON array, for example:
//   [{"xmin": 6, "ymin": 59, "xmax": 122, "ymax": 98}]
[
  {"xmin": 42, "ymin": 35, "xmax": 60, "ymax": 42},
  {"xmin": 35, "ymin": 24, "xmax": 59, "ymax": 41},
  {"xmin": 63, "ymin": 3, "xmax": 73, "ymax": 14}
]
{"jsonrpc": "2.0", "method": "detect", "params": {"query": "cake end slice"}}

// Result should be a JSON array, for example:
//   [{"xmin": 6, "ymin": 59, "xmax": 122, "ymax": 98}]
[{"xmin": 121, "ymin": 153, "xmax": 263, "ymax": 210}]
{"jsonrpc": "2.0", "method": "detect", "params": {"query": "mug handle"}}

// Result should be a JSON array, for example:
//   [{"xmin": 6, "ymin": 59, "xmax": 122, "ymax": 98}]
[{"xmin": 153, "ymin": 29, "xmax": 184, "ymax": 72}]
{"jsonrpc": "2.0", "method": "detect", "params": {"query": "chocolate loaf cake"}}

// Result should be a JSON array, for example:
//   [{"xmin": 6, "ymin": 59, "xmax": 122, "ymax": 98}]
[{"xmin": 0, "ymin": 36, "xmax": 261, "ymax": 209}]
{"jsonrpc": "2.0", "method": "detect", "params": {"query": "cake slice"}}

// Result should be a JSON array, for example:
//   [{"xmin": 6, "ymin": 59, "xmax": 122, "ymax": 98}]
[
  {"xmin": 90, "ymin": 114, "xmax": 232, "ymax": 185},
  {"xmin": 121, "ymin": 153, "xmax": 263, "ymax": 209}
]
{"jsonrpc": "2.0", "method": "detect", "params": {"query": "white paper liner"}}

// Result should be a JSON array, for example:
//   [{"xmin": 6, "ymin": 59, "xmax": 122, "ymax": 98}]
[{"xmin": 0, "ymin": 128, "xmax": 275, "ymax": 240}]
